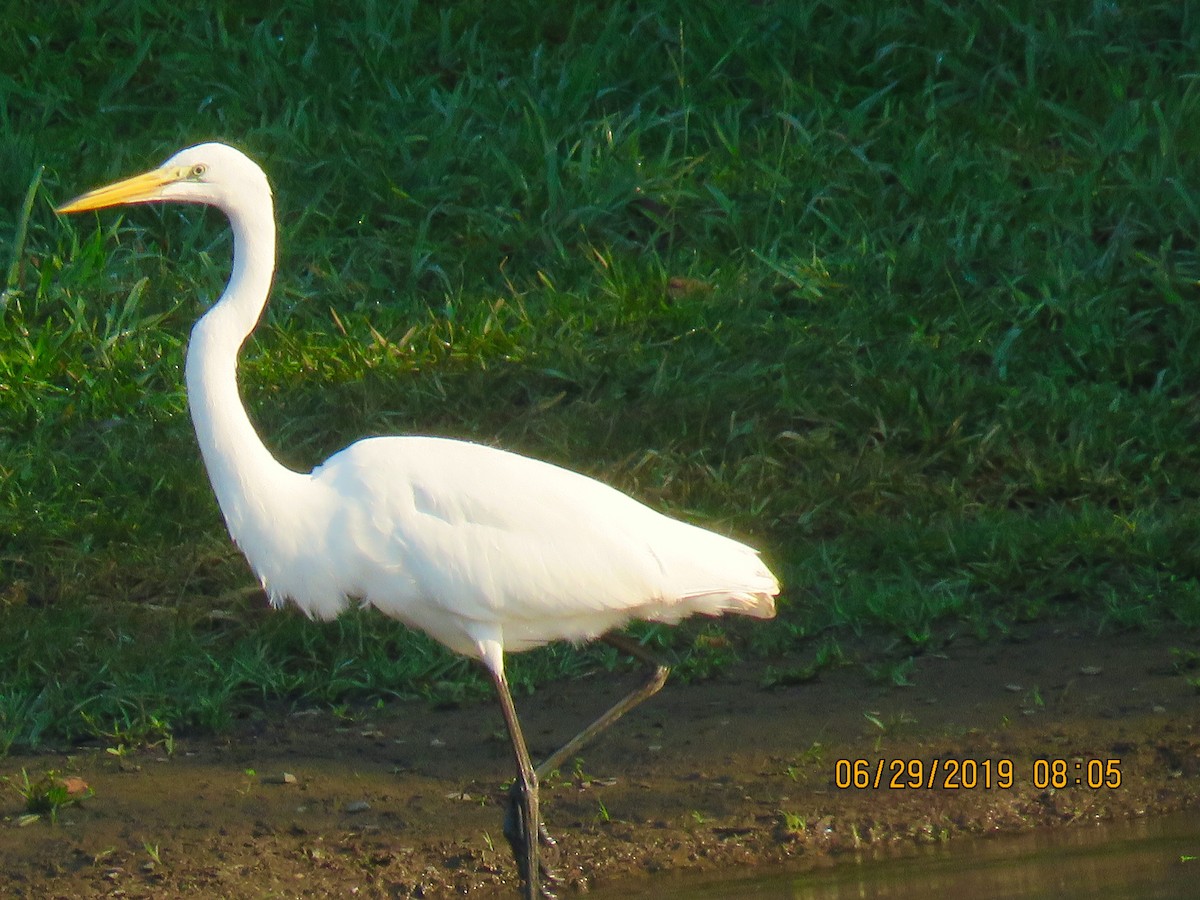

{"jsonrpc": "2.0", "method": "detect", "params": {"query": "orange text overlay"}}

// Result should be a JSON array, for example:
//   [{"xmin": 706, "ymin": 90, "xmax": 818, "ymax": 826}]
[{"xmin": 833, "ymin": 757, "xmax": 1123, "ymax": 790}]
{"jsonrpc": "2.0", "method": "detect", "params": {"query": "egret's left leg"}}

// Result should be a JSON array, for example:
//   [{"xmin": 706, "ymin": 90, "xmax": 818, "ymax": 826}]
[
  {"xmin": 488, "ymin": 666, "xmax": 559, "ymax": 900},
  {"xmin": 490, "ymin": 633, "xmax": 669, "ymax": 896}
]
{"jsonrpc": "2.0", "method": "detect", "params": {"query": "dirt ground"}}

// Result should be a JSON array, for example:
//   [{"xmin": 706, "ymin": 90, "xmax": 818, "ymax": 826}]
[{"xmin": 2, "ymin": 623, "xmax": 1198, "ymax": 899}]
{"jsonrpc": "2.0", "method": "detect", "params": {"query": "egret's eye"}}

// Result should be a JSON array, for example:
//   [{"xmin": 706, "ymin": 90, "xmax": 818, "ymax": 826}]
[{"xmin": 189, "ymin": 163, "xmax": 207, "ymax": 178}]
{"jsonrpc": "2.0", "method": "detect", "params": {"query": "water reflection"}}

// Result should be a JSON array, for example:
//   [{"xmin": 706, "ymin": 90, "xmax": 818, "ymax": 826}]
[{"xmin": 590, "ymin": 811, "xmax": 1199, "ymax": 899}]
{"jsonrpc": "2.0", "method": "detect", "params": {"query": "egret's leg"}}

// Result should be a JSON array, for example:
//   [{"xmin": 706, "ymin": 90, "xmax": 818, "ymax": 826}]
[
  {"xmin": 489, "ymin": 667, "xmax": 558, "ymax": 900},
  {"xmin": 491, "ymin": 634, "xmax": 668, "ymax": 896},
  {"xmin": 535, "ymin": 632, "xmax": 671, "ymax": 781}
]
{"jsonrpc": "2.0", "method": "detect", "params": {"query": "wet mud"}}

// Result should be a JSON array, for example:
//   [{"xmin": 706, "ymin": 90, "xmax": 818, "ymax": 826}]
[{"xmin": 2, "ymin": 624, "xmax": 1197, "ymax": 898}]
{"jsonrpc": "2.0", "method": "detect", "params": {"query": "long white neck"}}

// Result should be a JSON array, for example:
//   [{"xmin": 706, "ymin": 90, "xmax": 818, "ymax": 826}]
[{"xmin": 184, "ymin": 186, "xmax": 308, "ymax": 539}]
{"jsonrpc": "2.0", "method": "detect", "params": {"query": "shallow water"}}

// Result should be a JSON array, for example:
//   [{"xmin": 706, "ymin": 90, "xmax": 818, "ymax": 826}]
[{"xmin": 593, "ymin": 811, "xmax": 1199, "ymax": 899}]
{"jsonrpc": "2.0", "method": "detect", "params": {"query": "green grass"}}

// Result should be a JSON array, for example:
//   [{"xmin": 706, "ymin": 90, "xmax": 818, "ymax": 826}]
[{"xmin": 2, "ymin": 0, "xmax": 1200, "ymax": 752}]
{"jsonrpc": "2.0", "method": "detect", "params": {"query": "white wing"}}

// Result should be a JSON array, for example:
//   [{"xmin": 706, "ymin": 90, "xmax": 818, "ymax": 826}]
[{"xmin": 300, "ymin": 436, "xmax": 777, "ymax": 656}]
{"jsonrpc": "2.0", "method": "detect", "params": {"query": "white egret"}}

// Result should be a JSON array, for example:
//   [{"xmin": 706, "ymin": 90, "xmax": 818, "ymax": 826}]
[{"xmin": 57, "ymin": 143, "xmax": 780, "ymax": 898}]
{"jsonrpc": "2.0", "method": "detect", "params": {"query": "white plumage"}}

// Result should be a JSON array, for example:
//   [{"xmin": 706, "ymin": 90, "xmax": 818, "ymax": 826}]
[
  {"xmin": 273, "ymin": 435, "xmax": 776, "ymax": 651},
  {"xmin": 58, "ymin": 142, "xmax": 779, "ymax": 898}
]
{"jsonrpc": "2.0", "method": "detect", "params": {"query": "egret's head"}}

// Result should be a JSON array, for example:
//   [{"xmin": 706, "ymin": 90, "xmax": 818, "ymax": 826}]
[{"xmin": 57, "ymin": 142, "xmax": 271, "ymax": 215}]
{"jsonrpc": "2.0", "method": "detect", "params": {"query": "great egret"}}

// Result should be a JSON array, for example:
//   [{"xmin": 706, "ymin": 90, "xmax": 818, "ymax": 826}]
[{"xmin": 57, "ymin": 142, "xmax": 780, "ymax": 898}]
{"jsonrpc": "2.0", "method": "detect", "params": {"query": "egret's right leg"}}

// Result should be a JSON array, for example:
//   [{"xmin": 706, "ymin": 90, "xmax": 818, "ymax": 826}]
[
  {"xmin": 535, "ymin": 632, "xmax": 671, "ymax": 781},
  {"xmin": 490, "ymin": 633, "xmax": 669, "ymax": 898}
]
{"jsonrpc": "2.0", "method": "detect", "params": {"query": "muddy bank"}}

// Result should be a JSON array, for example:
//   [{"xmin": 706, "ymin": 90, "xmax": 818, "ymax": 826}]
[{"xmin": 2, "ymin": 624, "xmax": 1198, "ymax": 898}]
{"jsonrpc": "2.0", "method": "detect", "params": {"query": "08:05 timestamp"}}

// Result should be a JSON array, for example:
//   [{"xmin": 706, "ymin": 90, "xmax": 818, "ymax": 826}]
[{"xmin": 834, "ymin": 757, "xmax": 1123, "ymax": 790}]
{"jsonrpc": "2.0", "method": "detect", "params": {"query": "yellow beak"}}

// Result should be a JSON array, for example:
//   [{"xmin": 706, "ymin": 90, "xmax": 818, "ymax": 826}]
[{"xmin": 56, "ymin": 167, "xmax": 177, "ymax": 214}]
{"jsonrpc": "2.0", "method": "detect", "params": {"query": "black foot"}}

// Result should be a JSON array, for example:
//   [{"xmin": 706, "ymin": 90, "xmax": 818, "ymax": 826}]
[{"xmin": 503, "ymin": 781, "xmax": 560, "ymax": 898}]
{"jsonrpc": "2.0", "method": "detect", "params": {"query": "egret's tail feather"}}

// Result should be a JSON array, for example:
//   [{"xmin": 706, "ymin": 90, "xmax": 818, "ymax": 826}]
[{"xmin": 677, "ymin": 587, "xmax": 778, "ymax": 621}]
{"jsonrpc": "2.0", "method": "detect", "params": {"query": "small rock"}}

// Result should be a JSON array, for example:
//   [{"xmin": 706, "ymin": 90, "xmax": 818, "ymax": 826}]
[
  {"xmin": 1079, "ymin": 666, "xmax": 1103, "ymax": 676},
  {"xmin": 344, "ymin": 800, "xmax": 371, "ymax": 814},
  {"xmin": 261, "ymin": 772, "xmax": 298, "ymax": 785}
]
